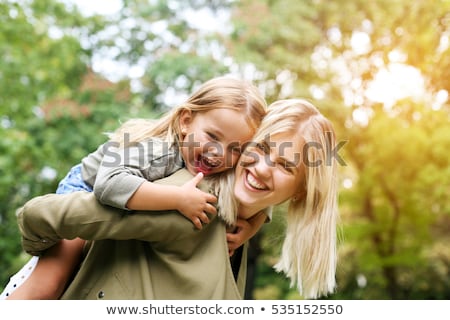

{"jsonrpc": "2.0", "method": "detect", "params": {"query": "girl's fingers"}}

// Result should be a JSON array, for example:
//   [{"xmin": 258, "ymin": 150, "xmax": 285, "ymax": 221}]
[
  {"xmin": 204, "ymin": 203, "xmax": 217, "ymax": 215},
  {"xmin": 199, "ymin": 212, "xmax": 210, "ymax": 224},
  {"xmin": 205, "ymin": 193, "xmax": 217, "ymax": 204},
  {"xmin": 192, "ymin": 217, "xmax": 203, "ymax": 230}
]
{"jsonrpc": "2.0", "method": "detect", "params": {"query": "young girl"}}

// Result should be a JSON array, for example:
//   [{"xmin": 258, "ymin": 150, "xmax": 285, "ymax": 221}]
[
  {"xmin": 1, "ymin": 76, "xmax": 268, "ymax": 299},
  {"xmin": 14, "ymin": 99, "xmax": 339, "ymax": 299}
]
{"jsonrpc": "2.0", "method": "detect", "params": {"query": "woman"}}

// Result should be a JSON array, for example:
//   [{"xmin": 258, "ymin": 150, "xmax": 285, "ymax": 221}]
[{"xmin": 14, "ymin": 99, "xmax": 339, "ymax": 299}]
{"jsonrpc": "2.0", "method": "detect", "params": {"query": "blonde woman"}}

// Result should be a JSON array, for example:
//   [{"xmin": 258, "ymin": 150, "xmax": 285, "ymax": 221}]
[{"xmin": 12, "ymin": 99, "xmax": 339, "ymax": 299}]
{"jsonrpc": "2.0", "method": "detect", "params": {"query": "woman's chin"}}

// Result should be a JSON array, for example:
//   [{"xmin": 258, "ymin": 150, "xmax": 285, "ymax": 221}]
[{"xmin": 234, "ymin": 187, "xmax": 259, "ymax": 207}]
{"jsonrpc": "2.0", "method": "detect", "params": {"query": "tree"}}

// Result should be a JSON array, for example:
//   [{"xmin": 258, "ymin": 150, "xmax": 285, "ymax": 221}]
[
  {"xmin": 228, "ymin": 0, "xmax": 450, "ymax": 299},
  {"xmin": 91, "ymin": 0, "xmax": 231, "ymax": 111},
  {"xmin": 0, "ymin": 0, "xmax": 126, "ymax": 286}
]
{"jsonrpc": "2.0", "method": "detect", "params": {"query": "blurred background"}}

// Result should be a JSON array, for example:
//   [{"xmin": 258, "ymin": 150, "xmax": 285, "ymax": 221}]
[{"xmin": 0, "ymin": 0, "xmax": 449, "ymax": 299}]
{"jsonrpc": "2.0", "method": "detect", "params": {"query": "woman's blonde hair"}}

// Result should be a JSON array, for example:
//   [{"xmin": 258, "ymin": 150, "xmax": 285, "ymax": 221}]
[
  {"xmin": 214, "ymin": 99, "xmax": 339, "ymax": 297},
  {"xmin": 209, "ymin": 99, "xmax": 338, "ymax": 298},
  {"xmin": 109, "ymin": 76, "xmax": 267, "ymax": 146},
  {"xmin": 258, "ymin": 99, "xmax": 339, "ymax": 299}
]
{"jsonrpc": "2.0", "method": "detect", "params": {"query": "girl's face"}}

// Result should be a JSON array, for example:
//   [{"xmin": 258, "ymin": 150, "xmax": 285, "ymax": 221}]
[
  {"xmin": 234, "ymin": 132, "xmax": 305, "ymax": 218},
  {"xmin": 179, "ymin": 108, "xmax": 254, "ymax": 176}
]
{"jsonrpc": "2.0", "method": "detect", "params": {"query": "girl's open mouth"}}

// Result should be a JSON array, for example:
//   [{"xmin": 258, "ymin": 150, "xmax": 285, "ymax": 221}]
[{"xmin": 195, "ymin": 155, "xmax": 223, "ymax": 175}]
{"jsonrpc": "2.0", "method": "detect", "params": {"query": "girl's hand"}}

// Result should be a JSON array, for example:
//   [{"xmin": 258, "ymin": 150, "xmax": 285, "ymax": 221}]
[
  {"xmin": 179, "ymin": 172, "xmax": 217, "ymax": 229},
  {"xmin": 226, "ymin": 218, "xmax": 253, "ymax": 256},
  {"xmin": 226, "ymin": 211, "xmax": 266, "ymax": 256}
]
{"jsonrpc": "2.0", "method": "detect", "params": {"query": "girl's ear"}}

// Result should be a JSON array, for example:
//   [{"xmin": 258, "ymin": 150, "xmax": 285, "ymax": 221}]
[{"xmin": 179, "ymin": 109, "xmax": 193, "ymax": 134}]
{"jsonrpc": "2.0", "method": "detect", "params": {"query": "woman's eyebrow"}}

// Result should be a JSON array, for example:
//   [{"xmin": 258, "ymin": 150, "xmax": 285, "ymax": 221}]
[
  {"xmin": 280, "ymin": 157, "xmax": 298, "ymax": 168},
  {"xmin": 260, "ymin": 140, "xmax": 271, "ymax": 152}
]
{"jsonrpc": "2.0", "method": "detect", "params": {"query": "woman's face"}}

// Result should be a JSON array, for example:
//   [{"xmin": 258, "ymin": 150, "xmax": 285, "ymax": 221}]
[{"xmin": 234, "ymin": 132, "xmax": 305, "ymax": 217}]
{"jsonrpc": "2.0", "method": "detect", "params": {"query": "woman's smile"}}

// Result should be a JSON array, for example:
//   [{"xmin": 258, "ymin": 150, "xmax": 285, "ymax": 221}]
[{"xmin": 245, "ymin": 170, "xmax": 268, "ymax": 191}]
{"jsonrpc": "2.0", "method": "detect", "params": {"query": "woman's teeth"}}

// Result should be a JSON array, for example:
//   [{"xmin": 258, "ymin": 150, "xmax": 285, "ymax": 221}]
[{"xmin": 246, "ymin": 172, "xmax": 266, "ymax": 190}]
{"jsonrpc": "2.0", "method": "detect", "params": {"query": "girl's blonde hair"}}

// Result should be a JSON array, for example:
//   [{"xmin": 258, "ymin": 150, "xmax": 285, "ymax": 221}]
[
  {"xmin": 109, "ymin": 76, "xmax": 267, "ymax": 146},
  {"xmin": 215, "ymin": 99, "xmax": 339, "ymax": 298},
  {"xmin": 261, "ymin": 99, "xmax": 338, "ymax": 299}
]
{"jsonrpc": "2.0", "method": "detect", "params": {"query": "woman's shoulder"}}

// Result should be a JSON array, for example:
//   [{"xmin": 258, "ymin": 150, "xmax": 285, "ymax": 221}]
[{"xmin": 154, "ymin": 168, "xmax": 193, "ymax": 186}]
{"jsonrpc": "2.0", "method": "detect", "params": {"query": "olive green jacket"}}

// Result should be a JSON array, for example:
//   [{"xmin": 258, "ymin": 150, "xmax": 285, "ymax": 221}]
[{"xmin": 16, "ymin": 169, "xmax": 247, "ymax": 300}]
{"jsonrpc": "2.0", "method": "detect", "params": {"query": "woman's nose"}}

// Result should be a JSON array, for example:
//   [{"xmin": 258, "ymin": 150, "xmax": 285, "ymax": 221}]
[{"xmin": 254, "ymin": 154, "xmax": 271, "ymax": 179}]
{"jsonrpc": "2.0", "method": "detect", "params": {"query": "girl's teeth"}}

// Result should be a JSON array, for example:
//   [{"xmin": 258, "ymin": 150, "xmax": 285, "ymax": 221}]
[
  {"xmin": 247, "ymin": 173, "xmax": 266, "ymax": 190},
  {"xmin": 203, "ymin": 156, "xmax": 220, "ymax": 168}
]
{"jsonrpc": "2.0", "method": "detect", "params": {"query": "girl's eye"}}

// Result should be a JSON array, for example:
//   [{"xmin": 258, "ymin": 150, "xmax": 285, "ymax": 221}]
[{"xmin": 207, "ymin": 132, "xmax": 219, "ymax": 141}]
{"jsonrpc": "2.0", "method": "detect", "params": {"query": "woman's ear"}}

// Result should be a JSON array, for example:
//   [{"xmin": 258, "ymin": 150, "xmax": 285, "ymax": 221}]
[
  {"xmin": 292, "ymin": 188, "xmax": 306, "ymax": 202},
  {"xmin": 179, "ymin": 109, "xmax": 193, "ymax": 135}
]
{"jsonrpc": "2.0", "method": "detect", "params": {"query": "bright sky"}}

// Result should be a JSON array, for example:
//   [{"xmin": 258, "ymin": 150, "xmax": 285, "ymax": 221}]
[{"xmin": 366, "ymin": 63, "xmax": 425, "ymax": 107}]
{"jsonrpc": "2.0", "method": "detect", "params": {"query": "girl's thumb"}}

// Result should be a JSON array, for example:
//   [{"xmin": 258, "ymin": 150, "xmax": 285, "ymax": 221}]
[{"xmin": 192, "ymin": 172, "xmax": 204, "ymax": 185}]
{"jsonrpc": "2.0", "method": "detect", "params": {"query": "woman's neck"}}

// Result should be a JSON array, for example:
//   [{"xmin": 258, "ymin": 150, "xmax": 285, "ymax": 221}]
[{"xmin": 237, "ymin": 204, "xmax": 260, "ymax": 220}]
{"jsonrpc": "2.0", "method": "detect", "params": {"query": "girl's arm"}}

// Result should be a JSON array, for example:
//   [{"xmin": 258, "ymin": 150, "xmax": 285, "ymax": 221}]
[
  {"xmin": 94, "ymin": 143, "xmax": 217, "ymax": 229},
  {"xmin": 127, "ymin": 173, "xmax": 217, "ymax": 229},
  {"xmin": 7, "ymin": 239, "xmax": 84, "ymax": 300}
]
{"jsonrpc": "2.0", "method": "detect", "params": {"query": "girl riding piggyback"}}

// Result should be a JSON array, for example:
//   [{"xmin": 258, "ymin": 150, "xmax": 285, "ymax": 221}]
[{"xmin": 1, "ymin": 76, "xmax": 267, "ymax": 300}]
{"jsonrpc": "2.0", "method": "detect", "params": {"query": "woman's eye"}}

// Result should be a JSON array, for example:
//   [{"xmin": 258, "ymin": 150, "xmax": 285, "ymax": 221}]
[
  {"xmin": 278, "ymin": 161, "xmax": 294, "ymax": 174},
  {"xmin": 256, "ymin": 142, "xmax": 269, "ymax": 154}
]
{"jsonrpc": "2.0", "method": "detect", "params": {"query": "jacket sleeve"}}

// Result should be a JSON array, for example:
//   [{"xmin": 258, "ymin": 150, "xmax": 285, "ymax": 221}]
[
  {"xmin": 17, "ymin": 169, "xmax": 209, "ymax": 256},
  {"xmin": 17, "ymin": 191, "xmax": 206, "ymax": 256}
]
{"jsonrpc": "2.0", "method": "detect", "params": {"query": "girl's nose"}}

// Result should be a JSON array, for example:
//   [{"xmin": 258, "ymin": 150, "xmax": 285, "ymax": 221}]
[{"xmin": 204, "ymin": 142, "xmax": 221, "ymax": 157}]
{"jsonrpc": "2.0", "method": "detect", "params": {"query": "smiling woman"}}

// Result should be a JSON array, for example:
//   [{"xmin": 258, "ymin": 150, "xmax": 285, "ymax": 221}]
[{"xmin": 230, "ymin": 98, "xmax": 340, "ymax": 298}]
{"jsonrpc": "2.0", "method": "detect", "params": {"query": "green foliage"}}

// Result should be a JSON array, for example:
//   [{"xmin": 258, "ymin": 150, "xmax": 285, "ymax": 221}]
[
  {"xmin": 0, "ymin": 0, "xmax": 133, "ymax": 288},
  {"xmin": 0, "ymin": 1, "xmax": 92, "ymax": 121},
  {"xmin": 0, "ymin": 99, "xmax": 143, "ymax": 286},
  {"xmin": 143, "ymin": 53, "xmax": 229, "ymax": 111}
]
